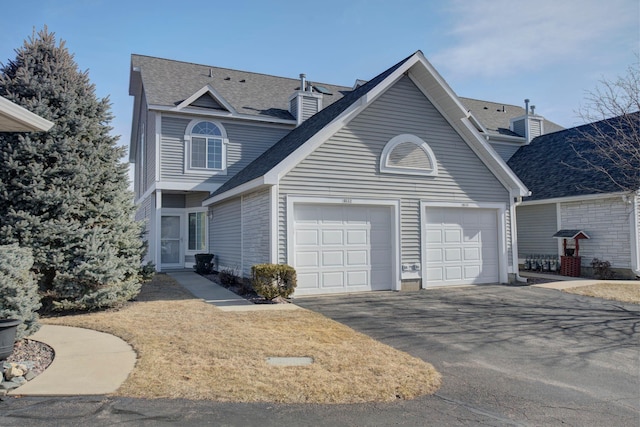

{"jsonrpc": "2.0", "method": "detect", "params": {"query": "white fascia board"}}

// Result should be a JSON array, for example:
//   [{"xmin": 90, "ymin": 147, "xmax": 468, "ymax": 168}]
[
  {"xmin": 174, "ymin": 84, "xmax": 237, "ymax": 114},
  {"xmin": 149, "ymin": 104, "xmax": 297, "ymax": 126},
  {"xmin": 405, "ymin": 65, "xmax": 528, "ymax": 197},
  {"xmin": 264, "ymin": 54, "xmax": 422, "ymax": 184},
  {"xmin": 135, "ymin": 181, "xmax": 223, "ymax": 205},
  {"xmin": 0, "ymin": 96, "xmax": 54, "ymax": 132},
  {"xmin": 488, "ymin": 134, "xmax": 527, "ymax": 144},
  {"xmin": 202, "ymin": 177, "xmax": 267, "ymax": 206},
  {"xmin": 519, "ymin": 191, "xmax": 629, "ymax": 206}
]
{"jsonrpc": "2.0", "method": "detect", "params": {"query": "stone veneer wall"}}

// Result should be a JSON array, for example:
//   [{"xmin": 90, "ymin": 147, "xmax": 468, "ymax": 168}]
[{"xmin": 560, "ymin": 197, "xmax": 632, "ymax": 270}]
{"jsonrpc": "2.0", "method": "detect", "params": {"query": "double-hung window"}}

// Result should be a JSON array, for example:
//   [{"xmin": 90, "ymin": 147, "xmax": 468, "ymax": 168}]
[{"xmin": 185, "ymin": 120, "xmax": 227, "ymax": 174}]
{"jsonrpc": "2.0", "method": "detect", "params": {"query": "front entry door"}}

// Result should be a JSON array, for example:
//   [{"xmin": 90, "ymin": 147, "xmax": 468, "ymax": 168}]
[{"xmin": 161, "ymin": 215, "xmax": 183, "ymax": 268}]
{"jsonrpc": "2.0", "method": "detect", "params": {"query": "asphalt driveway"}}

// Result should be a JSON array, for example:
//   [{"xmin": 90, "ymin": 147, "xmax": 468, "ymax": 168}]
[
  {"xmin": 2, "ymin": 284, "xmax": 638, "ymax": 426},
  {"xmin": 296, "ymin": 284, "xmax": 640, "ymax": 426}
]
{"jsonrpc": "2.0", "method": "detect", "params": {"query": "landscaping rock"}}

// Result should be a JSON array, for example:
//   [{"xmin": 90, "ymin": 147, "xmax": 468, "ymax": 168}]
[{"xmin": 4, "ymin": 363, "xmax": 24, "ymax": 380}]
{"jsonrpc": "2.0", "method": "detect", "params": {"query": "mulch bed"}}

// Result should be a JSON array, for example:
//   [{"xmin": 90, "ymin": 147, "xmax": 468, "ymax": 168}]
[{"xmin": 200, "ymin": 272, "xmax": 290, "ymax": 304}]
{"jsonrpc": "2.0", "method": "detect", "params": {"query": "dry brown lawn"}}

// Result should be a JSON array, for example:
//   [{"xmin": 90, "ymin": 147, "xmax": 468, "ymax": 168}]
[
  {"xmin": 43, "ymin": 274, "xmax": 441, "ymax": 403},
  {"xmin": 563, "ymin": 282, "xmax": 640, "ymax": 304}
]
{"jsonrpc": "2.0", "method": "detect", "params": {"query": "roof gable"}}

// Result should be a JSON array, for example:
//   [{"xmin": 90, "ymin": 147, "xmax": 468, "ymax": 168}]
[
  {"xmin": 174, "ymin": 84, "xmax": 235, "ymax": 113},
  {"xmin": 204, "ymin": 51, "xmax": 529, "ymax": 205},
  {"xmin": 130, "ymin": 54, "xmax": 351, "ymax": 122},
  {"xmin": 508, "ymin": 112, "xmax": 640, "ymax": 200}
]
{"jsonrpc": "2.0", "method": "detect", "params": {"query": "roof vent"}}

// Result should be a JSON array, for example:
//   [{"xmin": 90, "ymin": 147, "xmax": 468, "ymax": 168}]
[{"xmin": 208, "ymin": 68, "xmax": 213, "ymax": 78}]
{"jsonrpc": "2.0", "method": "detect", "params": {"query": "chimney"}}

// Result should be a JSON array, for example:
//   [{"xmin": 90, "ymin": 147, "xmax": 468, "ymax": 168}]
[
  {"xmin": 288, "ymin": 73, "xmax": 323, "ymax": 126},
  {"xmin": 509, "ymin": 99, "xmax": 545, "ymax": 143}
]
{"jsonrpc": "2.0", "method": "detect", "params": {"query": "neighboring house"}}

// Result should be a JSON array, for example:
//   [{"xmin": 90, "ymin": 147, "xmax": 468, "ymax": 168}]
[
  {"xmin": 0, "ymin": 95, "xmax": 53, "ymax": 132},
  {"xmin": 130, "ymin": 50, "xmax": 537, "ymax": 295},
  {"xmin": 508, "ymin": 113, "xmax": 640, "ymax": 278}
]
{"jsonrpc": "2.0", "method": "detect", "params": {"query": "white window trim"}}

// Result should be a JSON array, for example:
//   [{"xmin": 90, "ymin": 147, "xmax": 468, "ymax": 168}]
[
  {"xmin": 185, "ymin": 208, "xmax": 208, "ymax": 254},
  {"xmin": 380, "ymin": 133, "xmax": 438, "ymax": 176},
  {"xmin": 184, "ymin": 119, "xmax": 228, "ymax": 176}
]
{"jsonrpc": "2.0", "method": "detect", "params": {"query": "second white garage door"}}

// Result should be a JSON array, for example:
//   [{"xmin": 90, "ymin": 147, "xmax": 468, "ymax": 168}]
[
  {"xmin": 424, "ymin": 207, "xmax": 499, "ymax": 287},
  {"xmin": 293, "ymin": 204, "xmax": 393, "ymax": 295}
]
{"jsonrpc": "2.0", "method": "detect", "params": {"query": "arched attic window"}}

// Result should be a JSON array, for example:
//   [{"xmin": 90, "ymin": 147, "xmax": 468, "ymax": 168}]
[
  {"xmin": 184, "ymin": 120, "xmax": 228, "ymax": 175},
  {"xmin": 380, "ymin": 134, "xmax": 438, "ymax": 176}
]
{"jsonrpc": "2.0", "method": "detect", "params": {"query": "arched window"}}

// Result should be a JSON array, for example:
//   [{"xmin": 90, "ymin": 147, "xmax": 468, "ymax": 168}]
[
  {"xmin": 380, "ymin": 134, "xmax": 438, "ymax": 176},
  {"xmin": 185, "ymin": 120, "xmax": 227, "ymax": 174}
]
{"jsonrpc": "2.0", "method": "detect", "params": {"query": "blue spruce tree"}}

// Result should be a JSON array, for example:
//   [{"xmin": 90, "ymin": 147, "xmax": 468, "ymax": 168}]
[{"xmin": 0, "ymin": 28, "xmax": 144, "ymax": 310}]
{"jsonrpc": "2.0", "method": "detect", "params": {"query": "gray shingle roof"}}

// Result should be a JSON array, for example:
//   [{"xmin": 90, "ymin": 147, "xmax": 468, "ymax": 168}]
[
  {"xmin": 131, "ymin": 55, "xmax": 351, "ymax": 121},
  {"xmin": 507, "ymin": 112, "xmax": 640, "ymax": 200},
  {"xmin": 207, "ymin": 52, "xmax": 417, "ymax": 199},
  {"xmin": 459, "ymin": 97, "xmax": 564, "ymax": 137}
]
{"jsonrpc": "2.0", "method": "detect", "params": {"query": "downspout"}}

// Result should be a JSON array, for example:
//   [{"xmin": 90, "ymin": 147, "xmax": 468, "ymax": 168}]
[
  {"xmin": 631, "ymin": 192, "xmax": 640, "ymax": 277},
  {"xmin": 511, "ymin": 192, "xmax": 528, "ymax": 283}
]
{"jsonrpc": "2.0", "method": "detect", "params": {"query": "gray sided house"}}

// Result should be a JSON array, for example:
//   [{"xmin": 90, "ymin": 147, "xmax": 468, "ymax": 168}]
[
  {"xmin": 508, "ymin": 113, "xmax": 640, "ymax": 278},
  {"xmin": 130, "ymin": 51, "xmax": 552, "ymax": 295}
]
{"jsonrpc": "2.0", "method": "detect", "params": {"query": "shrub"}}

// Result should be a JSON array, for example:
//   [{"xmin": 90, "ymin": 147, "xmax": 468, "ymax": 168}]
[
  {"xmin": 251, "ymin": 264, "xmax": 297, "ymax": 300},
  {"xmin": 0, "ymin": 245, "xmax": 41, "ymax": 339},
  {"xmin": 139, "ymin": 261, "xmax": 156, "ymax": 283},
  {"xmin": 194, "ymin": 253, "xmax": 214, "ymax": 274},
  {"xmin": 591, "ymin": 258, "xmax": 616, "ymax": 280},
  {"xmin": 219, "ymin": 266, "xmax": 240, "ymax": 286}
]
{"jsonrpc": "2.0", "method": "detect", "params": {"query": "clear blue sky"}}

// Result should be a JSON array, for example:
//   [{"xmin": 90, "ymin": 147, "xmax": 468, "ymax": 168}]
[{"xmin": 2, "ymin": 0, "xmax": 638, "ymax": 154}]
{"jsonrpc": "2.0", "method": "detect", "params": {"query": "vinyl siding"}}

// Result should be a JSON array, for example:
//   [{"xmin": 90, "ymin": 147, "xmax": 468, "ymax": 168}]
[
  {"xmin": 490, "ymin": 142, "xmax": 522, "ymax": 162},
  {"xmin": 191, "ymin": 94, "xmax": 223, "ymax": 109},
  {"xmin": 301, "ymin": 96, "xmax": 319, "ymax": 121},
  {"xmin": 186, "ymin": 192, "xmax": 208, "ymax": 208},
  {"xmin": 160, "ymin": 116, "xmax": 291, "ymax": 184},
  {"xmin": 278, "ymin": 76, "xmax": 512, "ymax": 267},
  {"xmin": 210, "ymin": 197, "xmax": 242, "ymax": 271},
  {"xmin": 145, "ymin": 111, "xmax": 156, "ymax": 190},
  {"xmin": 560, "ymin": 197, "xmax": 631, "ymax": 269},
  {"xmin": 516, "ymin": 203, "xmax": 558, "ymax": 257},
  {"xmin": 241, "ymin": 188, "xmax": 271, "ymax": 277},
  {"xmin": 135, "ymin": 195, "xmax": 153, "ymax": 264}
]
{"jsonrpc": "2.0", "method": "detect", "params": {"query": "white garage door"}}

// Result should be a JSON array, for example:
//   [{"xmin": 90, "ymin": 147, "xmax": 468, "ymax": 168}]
[
  {"xmin": 293, "ymin": 204, "xmax": 393, "ymax": 295},
  {"xmin": 424, "ymin": 207, "xmax": 499, "ymax": 287}
]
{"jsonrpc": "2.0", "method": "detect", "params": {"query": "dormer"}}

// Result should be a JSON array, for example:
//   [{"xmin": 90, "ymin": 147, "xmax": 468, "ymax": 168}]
[
  {"xmin": 510, "ymin": 99, "xmax": 545, "ymax": 143},
  {"xmin": 288, "ymin": 73, "xmax": 323, "ymax": 126}
]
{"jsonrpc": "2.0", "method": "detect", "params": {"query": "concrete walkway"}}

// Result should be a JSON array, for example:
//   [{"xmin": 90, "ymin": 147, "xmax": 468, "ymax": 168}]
[
  {"xmin": 168, "ymin": 271, "xmax": 301, "ymax": 312},
  {"xmin": 10, "ymin": 271, "xmax": 634, "ymax": 397},
  {"xmin": 521, "ymin": 271, "xmax": 640, "ymax": 289},
  {"xmin": 7, "ymin": 271, "xmax": 299, "ymax": 397},
  {"xmin": 8, "ymin": 325, "xmax": 136, "ymax": 396}
]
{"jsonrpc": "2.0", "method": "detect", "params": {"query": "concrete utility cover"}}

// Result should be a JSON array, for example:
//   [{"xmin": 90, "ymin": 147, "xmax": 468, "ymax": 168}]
[{"xmin": 265, "ymin": 357, "xmax": 313, "ymax": 366}]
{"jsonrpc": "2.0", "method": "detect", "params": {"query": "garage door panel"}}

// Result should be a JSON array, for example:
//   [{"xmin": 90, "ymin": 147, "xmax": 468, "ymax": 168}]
[
  {"xmin": 426, "ymin": 230, "xmax": 442, "ymax": 244},
  {"xmin": 322, "ymin": 229, "xmax": 343, "ymax": 245},
  {"xmin": 296, "ymin": 229, "xmax": 318, "ymax": 245},
  {"xmin": 445, "ymin": 266, "xmax": 462, "ymax": 280},
  {"xmin": 426, "ymin": 248, "xmax": 442, "ymax": 262},
  {"xmin": 464, "ymin": 265, "xmax": 481, "ymax": 280},
  {"xmin": 296, "ymin": 251, "xmax": 319, "ymax": 267},
  {"xmin": 322, "ymin": 271, "xmax": 344, "ymax": 288},
  {"xmin": 347, "ymin": 250, "xmax": 367, "ymax": 266},
  {"xmin": 293, "ymin": 204, "xmax": 393, "ymax": 295},
  {"xmin": 297, "ymin": 272, "xmax": 319, "ymax": 289},
  {"xmin": 444, "ymin": 248, "xmax": 462, "ymax": 261},
  {"xmin": 322, "ymin": 251, "xmax": 344, "ymax": 267},
  {"xmin": 444, "ymin": 229, "xmax": 462, "ymax": 243},
  {"xmin": 464, "ymin": 247, "xmax": 480, "ymax": 261},
  {"xmin": 347, "ymin": 270, "xmax": 368, "ymax": 287},
  {"xmin": 426, "ymin": 267, "xmax": 443, "ymax": 281},
  {"xmin": 425, "ymin": 207, "xmax": 499, "ymax": 287},
  {"xmin": 346, "ymin": 229, "xmax": 367, "ymax": 245}
]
